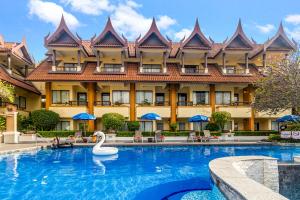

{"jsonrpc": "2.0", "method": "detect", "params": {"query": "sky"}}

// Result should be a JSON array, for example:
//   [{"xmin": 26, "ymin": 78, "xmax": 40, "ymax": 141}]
[{"xmin": 1, "ymin": 0, "xmax": 300, "ymax": 62}]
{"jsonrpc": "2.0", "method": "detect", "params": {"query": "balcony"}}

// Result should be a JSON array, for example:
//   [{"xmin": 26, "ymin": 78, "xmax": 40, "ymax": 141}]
[
  {"xmin": 140, "ymin": 64, "xmax": 163, "ymax": 74},
  {"xmin": 52, "ymin": 101, "xmax": 88, "ymax": 106},
  {"xmin": 54, "ymin": 63, "xmax": 82, "ymax": 73},
  {"xmin": 182, "ymin": 65, "xmax": 207, "ymax": 75},
  {"xmin": 177, "ymin": 105, "xmax": 212, "ymax": 118},
  {"xmin": 94, "ymin": 103, "xmax": 129, "ymax": 118},
  {"xmin": 99, "ymin": 64, "xmax": 124, "ymax": 73},
  {"xmin": 136, "ymin": 105, "xmax": 171, "ymax": 118},
  {"xmin": 216, "ymin": 102, "xmax": 252, "ymax": 118},
  {"xmin": 223, "ymin": 66, "xmax": 249, "ymax": 75},
  {"xmin": 49, "ymin": 106, "xmax": 87, "ymax": 118}
]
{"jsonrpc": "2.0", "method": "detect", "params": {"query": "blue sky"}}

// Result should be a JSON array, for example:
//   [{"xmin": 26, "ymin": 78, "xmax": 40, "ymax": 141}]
[{"xmin": 1, "ymin": 0, "xmax": 300, "ymax": 62}]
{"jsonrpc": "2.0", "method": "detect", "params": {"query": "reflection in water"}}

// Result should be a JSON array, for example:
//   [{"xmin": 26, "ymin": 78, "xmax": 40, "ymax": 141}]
[
  {"xmin": 93, "ymin": 154, "xmax": 118, "ymax": 175},
  {"xmin": 7, "ymin": 154, "xmax": 20, "ymax": 179}
]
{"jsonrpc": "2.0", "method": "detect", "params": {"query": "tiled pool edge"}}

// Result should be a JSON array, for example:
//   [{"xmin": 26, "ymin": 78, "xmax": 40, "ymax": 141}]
[
  {"xmin": 209, "ymin": 156, "xmax": 287, "ymax": 200},
  {"xmin": 0, "ymin": 144, "xmax": 49, "ymax": 156}
]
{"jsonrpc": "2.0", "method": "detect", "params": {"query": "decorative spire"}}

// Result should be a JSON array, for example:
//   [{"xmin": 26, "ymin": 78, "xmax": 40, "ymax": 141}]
[{"xmin": 92, "ymin": 16, "xmax": 126, "ymax": 47}]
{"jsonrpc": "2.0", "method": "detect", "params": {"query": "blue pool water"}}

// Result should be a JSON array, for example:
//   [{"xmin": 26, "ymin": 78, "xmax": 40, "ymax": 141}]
[{"xmin": 0, "ymin": 145, "xmax": 299, "ymax": 200}]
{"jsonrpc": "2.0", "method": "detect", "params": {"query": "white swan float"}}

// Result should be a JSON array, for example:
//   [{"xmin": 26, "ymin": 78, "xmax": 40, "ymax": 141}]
[{"xmin": 92, "ymin": 131, "xmax": 118, "ymax": 156}]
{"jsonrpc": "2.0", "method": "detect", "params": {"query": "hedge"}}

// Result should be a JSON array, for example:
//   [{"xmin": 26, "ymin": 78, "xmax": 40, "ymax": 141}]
[
  {"xmin": 37, "ymin": 131, "xmax": 94, "ymax": 138},
  {"xmin": 233, "ymin": 130, "xmax": 278, "ymax": 136},
  {"xmin": 36, "ymin": 130, "xmax": 278, "ymax": 138}
]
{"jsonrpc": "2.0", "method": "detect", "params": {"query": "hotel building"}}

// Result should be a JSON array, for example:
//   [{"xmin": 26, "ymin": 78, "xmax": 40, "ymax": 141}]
[
  {"xmin": 27, "ymin": 16, "xmax": 296, "ymax": 132},
  {"xmin": 0, "ymin": 35, "xmax": 41, "ymax": 116}
]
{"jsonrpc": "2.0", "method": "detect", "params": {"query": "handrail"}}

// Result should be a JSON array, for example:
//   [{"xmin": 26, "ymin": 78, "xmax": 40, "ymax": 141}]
[{"xmin": 35, "ymin": 132, "xmax": 51, "ymax": 147}]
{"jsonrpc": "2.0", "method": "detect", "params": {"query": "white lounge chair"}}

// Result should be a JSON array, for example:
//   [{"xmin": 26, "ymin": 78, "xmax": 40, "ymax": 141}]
[
  {"xmin": 187, "ymin": 131, "xmax": 199, "ymax": 142},
  {"xmin": 202, "ymin": 130, "xmax": 220, "ymax": 142},
  {"xmin": 133, "ymin": 131, "xmax": 143, "ymax": 143},
  {"xmin": 154, "ymin": 130, "xmax": 165, "ymax": 143}
]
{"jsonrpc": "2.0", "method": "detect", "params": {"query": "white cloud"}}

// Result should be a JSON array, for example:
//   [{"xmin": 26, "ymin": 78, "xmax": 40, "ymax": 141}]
[
  {"xmin": 61, "ymin": 0, "xmax": 114, "ymax": 15},
  {"xmin": 286, "ymin": 27, "xmax": 300, "ymax": 40},
  {"xmin": 285, "ymin": 14, "xmax": 300, "ymax": 25},
  {"xmin": 255, "ymin": 24, "xmax": 275, "ymax": 34},
  {"xmin": 111, "ymin": 0, "xmax": 176, "ymax": 39},
  {"xmin": 174, "ymin": 28, "xmax": 192, "ymax": 40},
  {"xmin": 28, "ymin": 0, "xmax": 80, "ymax": 29}
]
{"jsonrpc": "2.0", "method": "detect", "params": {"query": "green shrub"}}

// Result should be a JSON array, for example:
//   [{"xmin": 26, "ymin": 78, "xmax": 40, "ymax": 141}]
[
  {"xmin": 102, "ymin": 113, "xmax": 125, "ymax": 132},
  {"xmin": 0, "ymin": 117, "xmax": 5, "ymax": 132},
  {"xmin": 17, "ymin": 114, "xmax": 33, "ymax": 131},
  {"xmin": 169, "ymin": 123, "xmax": 178, "ymax": 132},
  {"xmin": 31, "ymin": 110, "xmax": 60, "ymax": 131},
  {"xmin": 205, "ymin": 123, "xmax": 220, "ymax": 131},
  {"xmin": 127, "ymin": 121, "xmax": 140, "ymax": 131},
  {"xmin": 37, "ymin": 131, "xmax": 94, "ymax": 138},
  {"xmin": 268, "ymin": 134, "xmax": 281, "ymax": 141},
  {"xmin": 233, "ymin": 130, "xmax": 277, "ymax": 136},
  {"xmin": 286, "ymin": 123, "xmax": 300, "ymax": 131},
  {"xmin": 211, "ymin": 111, "xmax": 231, "ymax": 131}
]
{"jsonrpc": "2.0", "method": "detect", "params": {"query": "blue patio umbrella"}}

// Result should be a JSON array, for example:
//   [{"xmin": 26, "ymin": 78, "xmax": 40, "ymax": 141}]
[
  {"xmin": 276, "ymin": 115, "xmax": 300, "ymax": 123},
  {"xmin": 141, "ymin": 113, "xmax": 162, "ymax": 120},
  {"xmin": 72, "ymin": 113, "xmax": 96, "ymax": 136},
  {"xmin": 188, "ymin": 115, "xmax": 209, "ymax": 131}
]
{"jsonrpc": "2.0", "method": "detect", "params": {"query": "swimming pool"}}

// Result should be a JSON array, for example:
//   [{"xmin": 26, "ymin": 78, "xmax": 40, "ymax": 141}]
[{"xmin": 0, "ymin": 145, "xmax": 299, "ymax": 200}]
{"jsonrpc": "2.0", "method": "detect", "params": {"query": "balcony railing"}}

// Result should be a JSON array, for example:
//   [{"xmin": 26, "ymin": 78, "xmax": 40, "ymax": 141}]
[
  {"xmin": 52, "ymin": 101, "xmax": 87, "ymax": 106},
  {"xmin": 94, "ymin": 101, "xmax": 112, "ymax": 106},
  {"xmin": 100, "ymin": 64, "xmax": 123, "ymax": 73},
  {"xmin": 0, "ymin": 101, "xmax": 26, "ymax": 110},
  {"xmin": 230, "ymin": 101, "xmax": 250, "ymax": 106},
  {"xmin": 154, "ymin": 101, "xmax": 170, "ymax": 106},
  {"xmin": 177, "ymin": 101, "xmax": 194, "ymax": 106},
  {"xmin": 141, "ymin": 64, "xmax": 162, "ymax": 73},
  {"xmin": 56, "ymin": 64, "xmax": 81, "ymax": 72},
  {"xmin": 224, "ymin": 66, "xmax": 246, "ymax": 75}
]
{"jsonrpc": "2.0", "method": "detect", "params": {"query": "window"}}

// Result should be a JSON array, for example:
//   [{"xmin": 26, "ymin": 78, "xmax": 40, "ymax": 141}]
[
  {"xmin": 272, "ymin": 121, "xmax": 279, "ymax": 131},
  {"xmin": 156, "ymin": 122, "xmax": 164, "ymax": 131},
  {"xmin": 142, "ymin": 64, "xmax": 161, "ymax": 73},
  {"xmin": 185, "ymin": 65, "xmax": 197, "ymax": 73},
  {"xmin": 56, "ymin": 121, "xmax": 70, "ymax": 131},
  {"xmin": 234, "ymin": 93, "xmax": 239, "ymax": 103},
  {"xmin": 101, "ymin": 93, "xmax": 110, "ymax": 106},
  {"xmin": 136, "ymin": 91, "xmax": 153, "ymax": 104},
  {"xmin": 57, "ymin": 63, "xmax": 77, "ymax": 72},
  {"xmin": 178, "ymin": 122, "xmax": 185, "ymax": 131},
  {"xmin": 52, "ymin": 90, "xmax": 69, "ymax": 104},
  {"xmin": 215, "ymin": 91, "xmax": 231, "ymax": 105},
  {"xmin": 193, "ymin": 122, "xmax": 208, "ymax": 131},
  {"xmin": 102, "ymin": 64, "xmax": 122, "ymax": 72},
  {"xmin": 77, "ymin": 93, "xmax": 87, "ymax": 106},
  {"xmin": 19, "ymin": 96, "xmax": 26, "ymax": 109},
  {"xmin": 140, "ymin": 121, "xmax": 153, "ymax": 132},
  {"xmin": 155, "ymin": 93, "xmax": 165, "ymax": 106},
  {"xmin": 226, "ymin": 66, "xmax": 235, "ymax": 74},
  {"xmin": 112, "ymin": 91, "xmax": 129, "ymax": 104},
  {"xmin": 193, "ymin": 91, "xmax": 209, "ymax": 105}
]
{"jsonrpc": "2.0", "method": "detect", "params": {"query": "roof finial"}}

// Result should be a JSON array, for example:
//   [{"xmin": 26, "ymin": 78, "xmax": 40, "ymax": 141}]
[
  {"xmin": 107, "ymin": 16, "xmax": 113, "ymax": 28},
  {"xmin": 60, "ymin": 14, "xmax": 66, "ymax": 26},
  {"xmin": 237, "ymin": 18, "xmax": 243, "ymax": 32},
  {"xmin": 278, "ymin": 21, "xmax": 284, "ymax": 33},
  {"xmin": 194, "ymin": 18, "xmax": 200, "ymax": 31}
]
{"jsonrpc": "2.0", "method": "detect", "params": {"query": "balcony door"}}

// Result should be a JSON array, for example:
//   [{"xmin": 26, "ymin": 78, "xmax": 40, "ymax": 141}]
[
  {"xmin": 178, "ymin": 93, "xmax": 187, "ymax": 106},
  {"xmin": 77, "ymin": 93, "xmax": 87, "ymax": 106},
  {"xmin": 155, "ymin": 93, "xmax": 165, "ymax": 106},
  {"xmin": 101, "ymin": 93, "xmax": 110, "ymax": 106}
]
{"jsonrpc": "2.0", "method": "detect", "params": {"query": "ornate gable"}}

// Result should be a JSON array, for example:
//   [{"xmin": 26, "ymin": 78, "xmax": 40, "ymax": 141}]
[
  {"xmin": 45, "ymin": 15, "xmax": 81, "ymax": 47},
  {"xmin": 12, "ymin": 37, "xmax": 33, "ymax": 64},
  {"xmin": 137, "ymin": 18, "xmax": 170, "ymax": 48},
  {"xmin": 224, "ymin": 19, "xmax": 253, "ymax": 50},
  {"xmin": 92, "ymin": 17, "xmax": 126, "ymax": 48},
  {"xmin": 182, "ymin": 19, "xmax": 211, "ymax": 50},
  {"xmin": 265, "ymin": 23, "xmax": 296, "ymax": 51}
]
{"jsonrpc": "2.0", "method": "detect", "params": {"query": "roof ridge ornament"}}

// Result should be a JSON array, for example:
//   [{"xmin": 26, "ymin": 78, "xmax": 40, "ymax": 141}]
[
  {"xmin": 45, "ymin": 14, "xmax": 81, "ymax": 47},
  {"xmin": 92, "ymin": 16, "xmax": 126, "ymax": 47},
  {"xmin": 181, "ymin": 18, "xmax": 212, "ymax": 49},
  {"xmin": 264, "ymin": 21, "xmax": 297, "ymax": 51},
  {"xmin": 223, "ymin": 19, "xmax": 254, "ymax": 50},
  {"xmin": 137, "ymin": 17, "xmax": 171, "ymax": 48}
]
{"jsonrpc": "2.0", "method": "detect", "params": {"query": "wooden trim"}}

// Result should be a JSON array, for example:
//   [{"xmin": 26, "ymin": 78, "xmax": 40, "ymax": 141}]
[
  {"xmin": 87, "ymin": 82, "xmax": 96, "ymax": 131},
  {"xmin": 45, "ymin": 82, "xmax": 52, "ymax": 110},
  {"xmin": 170, "ymin": 84, "xmax": 177, "ymax": 124},
  {"xmin": 210, "ymin": 84, "xmax": 215, "ymax": 113},
  {"xmin": 130, "ymin": 83, "xmax": 136, "ymax": 121}
]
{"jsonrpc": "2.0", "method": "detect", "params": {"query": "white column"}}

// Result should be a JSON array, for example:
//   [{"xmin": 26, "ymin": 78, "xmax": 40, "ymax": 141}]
[
  {"xmin": 7, "ymin": 54, "xmax": 12, "ymax": 74},
  {"xmin": 245, "ymin": 53, "xmax": 249, "ymax": 74},
  {"xmin": 204, "ymin": 53, "xmax": 208, "ymax": 74},
  {"xmin": 222, "ymin": 53, "xmax": 226, "ymax": 74},
  {"xmin": 139, "ymin": 51, "xmax": 143, "ymax": 73},
  {"xmin": 181, "ymin": 52, "xmax": 185, "ymax": 73},
  {"xmin": 52, "ymin": 50, "xmax": 56, "ymax": 71},
  {"xmin": 121, "ymin": 50, "xmax": 125, "ymax": 72},
  {"xmin": 96, "ymin": 50, "xmax": 100, "ymax": 72},
  {"xmin": 77, "ymin": 50, "xmax": 81, "ymax": 71}
]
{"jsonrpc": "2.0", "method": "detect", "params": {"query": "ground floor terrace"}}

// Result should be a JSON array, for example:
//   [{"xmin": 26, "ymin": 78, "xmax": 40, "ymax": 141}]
[{"xmin": 44, "ymin": 81, "xmax": 290, "ymax": 132}]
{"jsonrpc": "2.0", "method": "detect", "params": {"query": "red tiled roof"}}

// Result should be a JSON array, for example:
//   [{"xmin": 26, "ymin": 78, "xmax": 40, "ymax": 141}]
[
  {"xmin": 27, "ymin": 60, "xmax": 261, "ymax": 84},
  {"xmin": 0, "ymin": 67, "xmax": 40, "ymax": 94},
  {"xmin": 82, "ymin": 40, "xmax": 94, "ymax": 56}
]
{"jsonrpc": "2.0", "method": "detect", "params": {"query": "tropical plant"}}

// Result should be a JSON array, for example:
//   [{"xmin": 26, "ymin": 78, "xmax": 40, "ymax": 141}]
[
  {"xmin": 31, "ymin": 110, "xmax": 60, "ymax": 131},
  {"xmin": 17, "ymin": 114, "xmax": 34, "ymax": 131},
  {"xmin": 169, "ymin": 123, "xmax": 178, "ymax": 132},
  {"xmin": 102, "ymin": 113, "xmax": 125, "ymax": 132},
  {"xmin": 211, "ymin": 111, "xmax": 231, "ymax": 132},
  {"xmin": 0, "ymin": 81, "xmax": 14, "ymax": 103},
  {"xmin": 127, "ymin": 121, "xmax": 140, "ymax": 131},
  {"xmin": 253, "ymin": 50, "xmax": 300, "ymax": 114},
  {"xmin": 204, "ymin": 122, "xmax": 220, "ymax": 131}
]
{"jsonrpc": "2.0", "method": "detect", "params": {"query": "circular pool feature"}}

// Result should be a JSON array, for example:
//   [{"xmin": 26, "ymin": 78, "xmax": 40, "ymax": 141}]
[{"xmin": 0, "ymin": 145, "xmax": 299, "ymax": 199}]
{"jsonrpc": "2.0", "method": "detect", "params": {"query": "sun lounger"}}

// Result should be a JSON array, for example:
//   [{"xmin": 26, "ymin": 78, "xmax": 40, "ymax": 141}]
[
  {"xmin": 202, "ymin": 130, "xmax": 219, "ymax": 142},
  {"xmin": 133, "ymin": 131, "xmax": 143, "ymax": 143},
  {"xmin": 187, "ymin": 131, "xmax": 199, "ymax": 142},
  {"xmin": 154, "ymin": 130, "xmax": 165, "ymax": 142}
]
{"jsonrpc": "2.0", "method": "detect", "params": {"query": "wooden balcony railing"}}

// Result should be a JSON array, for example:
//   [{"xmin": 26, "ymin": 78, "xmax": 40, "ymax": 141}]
[
  {"xmin": 94, "ymin": 101, "xmax": 112, "ymax": 106},
  {"xmin": 51, "ymin": 101, "xmax": 87, "ymax": 106}
]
